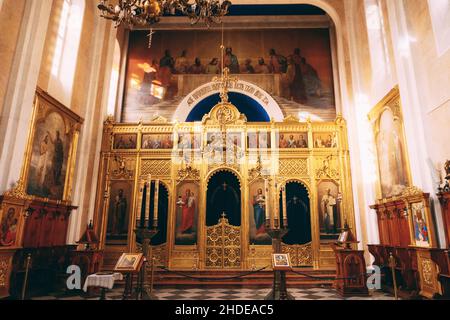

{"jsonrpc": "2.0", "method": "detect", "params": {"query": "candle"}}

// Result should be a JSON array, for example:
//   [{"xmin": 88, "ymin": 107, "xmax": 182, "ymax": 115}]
[
  {"xmin": 153, "ymin": 179, "xmax": 160, "ymax": 228},
  {"xmin": 264, "ymin": 178, "xmax": 270, "ymax": 222},
  {"xmin": 145, "ymin": 175, "xmax": 151, "ymax": 227},
  {"xmin": 282, "ymin": 186, "xmax": 287, "ymax": 227},
  {"xmin": 274, "ymin": 183, "xmax": 279, "ymax": 229},
  {"xmin": 139, "ymin": 184, "xmax": 145, "ymax": 228}
]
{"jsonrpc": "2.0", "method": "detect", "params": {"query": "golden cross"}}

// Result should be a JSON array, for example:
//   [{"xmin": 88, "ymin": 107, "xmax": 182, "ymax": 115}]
[{"xmin": 213, "ymin": 67, "xmax": 238, "ymax": 103}]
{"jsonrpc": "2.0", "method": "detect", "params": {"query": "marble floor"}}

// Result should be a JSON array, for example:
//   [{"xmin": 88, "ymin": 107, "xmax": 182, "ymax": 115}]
[{"xmin": 31, "ymin": 287, "xmax": 396, "ymax": 301}]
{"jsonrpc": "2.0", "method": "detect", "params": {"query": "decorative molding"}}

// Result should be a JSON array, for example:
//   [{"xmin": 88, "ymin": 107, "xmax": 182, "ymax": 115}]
[
  {"xmin": 3, "ymin": 179, "xmax": 30, "ymax": 200},
  {"xmin": 279, "ymin": 159, "xmax": 308, "ymax": 176},
  {"xmin": 315, "ymin": 155, "xmax": 339, "ymax": 179},
  {"xmin": 140, "ymin": 159, "xmax": 171, "ymax": 177},
  {"xmin": 177, "ymin": 165, "xmax": 200, "ymax": 183},
  {"xmin": 111, "ymin": 155, "xmax": 134, "ymax": 179}
]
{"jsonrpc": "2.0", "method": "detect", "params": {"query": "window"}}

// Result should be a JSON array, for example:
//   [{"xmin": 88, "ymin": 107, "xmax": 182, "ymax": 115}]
[
  {"xmin": 107, "ymin": 40, "xmax": 121, "ymax": 116},
  {"xmin": 365, "ymin": 0, "xmax": 392, "ymax": 80},
  {"xmin": 49, "ymin": 0, "xmax": 85, "ymax": 105},
  {"xmin": 428, "ymin": 0, "xmax": 450, "ymax": 56}
]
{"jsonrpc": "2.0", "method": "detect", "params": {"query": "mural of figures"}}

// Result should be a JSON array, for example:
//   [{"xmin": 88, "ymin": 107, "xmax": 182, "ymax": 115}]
[
  {"xmin": 177, "ymin": 132, "xmax": 202, "ymax": 150},
  {"xmin": 177, "ymin": 132, "xmax": 202, "ymax": 163},
  {"xmin": 247, "ymin": 132, "xmax": 271, "ymax": 149},
  {"xmin": 26, "ymin": 111, "xmax": 70, "ymax": 200},
  {"xmin": 313, "ymin": 132, "xmax": 337, "ymax": 148},
  {"xmin": 249, "ymin": 180, "xmax": 271, "ymax": 245},
  {"xmin": 175, "ymin": 182, "xmax": 199, "ymax": 245},
  {"xmin": 0, "ymin": 208, "xmax": 19, "ymax": 247},
  {"xmin": 205, "ymin": 132, "xmax": 243, "ymax": 164},
  {"xmin": 412, "ymin": 202, "xmax": 430, "ymax": 247},
  {"xmin": 107, "ymin": 181, "xmax": 132, "ymax": 242},
  {"xmin": 123, "ymin": 29, "xmax": 335, "ymax": 122},
  {"xmin": 376, "ymin": 108, "xmax": 409, "ymax": 198},
  {"xmin": 114, "ymin": 134, "xmax": 137, "ymax": 149},
  {"xmin": 142, "ymin": 134, "xmax": 173, "ymax": 150},
  {"xmin": 317, "ymin": 181, "xmax": 341, "ymax": 239},
  {"xmin": 276, "ymin": 132, "xmax": 308, "ymax": 149}
]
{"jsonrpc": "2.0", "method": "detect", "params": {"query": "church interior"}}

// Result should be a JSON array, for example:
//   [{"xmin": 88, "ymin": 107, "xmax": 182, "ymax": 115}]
[{"xmin": 0, "ymin": 0, "xmax": 450, "ymax": 303}]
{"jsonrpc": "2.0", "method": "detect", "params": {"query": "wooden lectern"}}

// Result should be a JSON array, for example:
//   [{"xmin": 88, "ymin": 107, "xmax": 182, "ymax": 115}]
[{"xmin": 331, "ymin": 225, "xmax": 369, "ymax": 297}]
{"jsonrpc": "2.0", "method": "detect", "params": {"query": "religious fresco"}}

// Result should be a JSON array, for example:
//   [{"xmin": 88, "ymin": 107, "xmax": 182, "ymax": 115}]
[
  {"xmin": 114, "ymin": 134, "xmax": 137, "ymax": 150},
  {"xmin": 249, "ymin": 180, "xmax": 270, "ymax": 245},
  {"xmin": 107, "ymin": 181, "xmax": 133, "ymax": 242},
  {"xmin": 376, "ymin": 108, "xmax": 409, "ymax": 198},
  {"xmin": 276, "ymin": 132, "xmax": 308, "ymax": 149},
  {"xmin": 313, "ymin": 132, "xmax": 338, "ymax": 148},
  {"xmin": 247, "ymin": 132, "xmax": 271, "ymax": 149},
  {"xmin": 123, "ymin": 29, "xmax": 336, "ymax": 122},
  {"xmin": 317, "ymin": 181, "xmax": 341, "ymax": 240},
  {"xmin": 26, "ymin": 111, "xmax": 70, "ymax": 200},
  {"xmin": 141, "ymin": 133, "xmax": 173, "ymax": 150},
  {"xmin": 175, "ymin": 182, "xmax": 199, "ymax": 246},
  {"xmin": 177, "ymin": 132, "xmax": 202, "ymax": 150}
]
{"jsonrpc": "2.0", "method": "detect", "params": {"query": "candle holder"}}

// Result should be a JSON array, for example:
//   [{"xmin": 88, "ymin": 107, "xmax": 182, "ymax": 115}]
[
  {"xmin": 264, "ymin": 221, "xmax": 294, "ymax": 300},
  {"xmin": 134, "ymin": 226, "xmax": 159, "ymax": 300}
]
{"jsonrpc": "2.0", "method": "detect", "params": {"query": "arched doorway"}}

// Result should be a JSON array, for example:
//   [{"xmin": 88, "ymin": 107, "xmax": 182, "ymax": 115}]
[
  {"xmin": 205, "ymin": 169, "xmax": 242, "ymax": 269},
  {"xmin": 206, "ymin": 170, "xmax": 241, "ymax": 226},
  {"xmin": 279, "ymin": 181, "xmax": 312, "ymax": 245}
]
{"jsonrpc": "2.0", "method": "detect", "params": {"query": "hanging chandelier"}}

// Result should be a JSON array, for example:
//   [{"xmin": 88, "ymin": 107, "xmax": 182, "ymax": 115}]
[{"xmin": 97, "ymin": 0, "xmax": 232, "ymax": 28}]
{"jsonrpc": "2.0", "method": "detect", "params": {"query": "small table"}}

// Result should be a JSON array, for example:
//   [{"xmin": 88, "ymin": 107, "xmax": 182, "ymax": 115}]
[{"xmin": 83, "ymin": 272, "xmax": 123, "ymax": 300}]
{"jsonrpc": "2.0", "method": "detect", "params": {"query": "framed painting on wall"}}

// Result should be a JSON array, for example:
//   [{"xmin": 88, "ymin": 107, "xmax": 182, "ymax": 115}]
[
  {"xmin": 114, "ymin": 134, "xmax": 138, "ymax": 150},
  {"xmin": 142, "ymin": 133, "xmax": 173, "ymax": 150},
  {"xmin": 23, "ymin": 88, "xmax": 83, "ymax": 201},
  {"xmin": 369, "ymin": 87, "xmax": 412, "ymax": 199},
  {"xmin": 175, "ymin": 182, "xmax": 199, "ymax": 246},
  {"xmin": 276, "ymin": 132, "xmax": 308, "ymax": 149},
  {"xmin": 411, "ymin": 201, "xmax": 432, "ymax": 248}
]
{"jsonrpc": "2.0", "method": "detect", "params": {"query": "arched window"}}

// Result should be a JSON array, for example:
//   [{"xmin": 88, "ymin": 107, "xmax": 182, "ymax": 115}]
[
  {"xmin": 49, "ymin": 0, "xmax": 85, "ymax": 106},
  {"xmin": 428, "ymin": 0, "xmax": 450, "ymax": 56},
  {"xmin": 107, "ymin": 40, "xmax": 121, "ymax": 116},
  {"xmin": 364, "ymin": 0, "xmax": 392, "ymax": 81}
]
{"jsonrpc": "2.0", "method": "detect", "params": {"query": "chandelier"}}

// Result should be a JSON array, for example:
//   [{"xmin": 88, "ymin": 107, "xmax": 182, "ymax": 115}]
[{"xmin": 97, "ymin": 0, "xmax": 232, "ymax": 28}]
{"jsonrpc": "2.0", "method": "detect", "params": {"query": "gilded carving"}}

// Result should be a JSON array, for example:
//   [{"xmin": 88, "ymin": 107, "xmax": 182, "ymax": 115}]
[
  {"xmin": 0, "ymin": 258, "xmax": 8, "ymax": 287},
  {"xmin": 401, "ymin": 186, "xmax": 423, "ymax": 197},
  {"xmin": 99, "ymin": 108, "xmax": 354, "ymax": 272},
  {"xmin": 3, "ymin": 179, "xmax": 30, "ymax": 200},
  {"xmin": 421, "ymin": 259, "xmax": 433, "ymax": 286},
  {"xmin": 140, "ymin": 160, "xmax": 171, "ymax": 177},
  {"xmin": 111, "ymin": 155, "xmax": 134, "ymax": 179},
  {"xmin": 206, "ymin": 215, "xmax": 241, "ymax": 268},
  {"xmin": 177, "ymin": 165, "xmax": 200, "ymax": 183},
  {"xmin": 315, "ymin": 155, "xmax": 339, "ymax": 179},
  {"xmin": 279, "ymin": 159, "xmax": 308, "ymax": 176},
  {"xmin": 282, "ymin": 243, "xmax": 313, "ymax": 267}
]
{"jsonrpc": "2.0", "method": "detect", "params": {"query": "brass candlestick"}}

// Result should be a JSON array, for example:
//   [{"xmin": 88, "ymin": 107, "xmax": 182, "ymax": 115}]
[
  {"xmin": 134, "ymin": 227, "xmax": 159, "ymax": 300},
  {"xmin": 264, "ymin": 223, "xmax": 294, "ymax": 301}
]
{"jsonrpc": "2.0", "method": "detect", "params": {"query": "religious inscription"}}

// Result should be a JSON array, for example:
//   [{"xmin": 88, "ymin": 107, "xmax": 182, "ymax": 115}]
[{"xmin": 187, "ymin": 81, "xmax": 270, "ymax": 107}]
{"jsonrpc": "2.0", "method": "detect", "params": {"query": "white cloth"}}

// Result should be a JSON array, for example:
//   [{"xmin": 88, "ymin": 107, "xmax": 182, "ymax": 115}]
[{"xmin": 83, "ymin": 273, "xmax": 123, "ymax": 292}]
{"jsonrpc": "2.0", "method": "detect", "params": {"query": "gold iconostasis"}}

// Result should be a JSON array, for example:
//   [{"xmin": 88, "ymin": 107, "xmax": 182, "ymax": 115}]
[{"xmin": 93, "ymin": 102, "xmax": 355, "ymax": 271}]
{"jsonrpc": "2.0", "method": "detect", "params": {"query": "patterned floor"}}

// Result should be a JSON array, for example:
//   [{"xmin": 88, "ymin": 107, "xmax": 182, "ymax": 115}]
[{"xmin": 32, "ymin": 287, "xmax": 396, "ymax": 301}]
